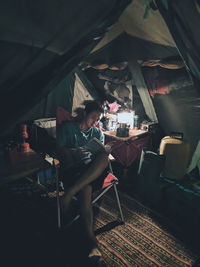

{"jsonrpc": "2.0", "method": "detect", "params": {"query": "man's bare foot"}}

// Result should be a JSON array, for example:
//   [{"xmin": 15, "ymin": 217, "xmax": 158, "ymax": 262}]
[
  {"xmin": 88, "ymin": 237, "xmax": 102, "ymax": 259},
  {"xmin": 88, "ymin": 247, "xmax": 102, "ymax": 258},
  {"xmin": 88, "ymin": 247, "xmax": 107, "ymax": 266}
]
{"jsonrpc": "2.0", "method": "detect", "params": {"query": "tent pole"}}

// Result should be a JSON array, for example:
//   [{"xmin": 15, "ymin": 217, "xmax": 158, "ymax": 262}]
[{"xmin": 129, "ymin": 61, "xmax": 158, "ymax": 123}]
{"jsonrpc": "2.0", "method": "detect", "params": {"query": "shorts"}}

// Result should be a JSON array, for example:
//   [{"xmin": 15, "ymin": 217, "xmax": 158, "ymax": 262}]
[{"xmin": 60, "ymin": 161, "xmax": 109, "ymax": 191}]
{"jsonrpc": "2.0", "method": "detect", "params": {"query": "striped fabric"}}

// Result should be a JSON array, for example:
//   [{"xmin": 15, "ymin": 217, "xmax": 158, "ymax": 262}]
[{"xmin": 94, "ymin": 193, "xmax": 198, "ymax": 267}]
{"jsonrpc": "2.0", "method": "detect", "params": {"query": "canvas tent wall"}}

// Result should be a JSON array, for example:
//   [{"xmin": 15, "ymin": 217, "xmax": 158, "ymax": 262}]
[
  {"xmin": 0, "ymin": 0, "xmax": 131, "ymax": 137},
  {"xmin": 89, "ymin": 0, "xmax": 177, "ymax": 62},
  {"xmin": 9, "ymin": 67, "xmax": 100, "ymax": 128},
  {"xmin": 82, "ymin": 0, "xmax": 200, "ymax": 159},
  {"xmin": 0, "ymin": 0, "xmax": 200, "ymax": 161},
  {"xmin": 157, "ymin": 0, "xmax": 200, "ymax": 90}
]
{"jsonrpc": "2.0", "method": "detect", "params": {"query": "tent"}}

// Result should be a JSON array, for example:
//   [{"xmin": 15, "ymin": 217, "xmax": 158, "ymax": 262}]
[
  {"xmin": 1, "ymin": 0, "xmax": 200, "ymax": 263},
  {"xmin": 0, "ymin": 0, "xmax": 199, "ymax": 153}
]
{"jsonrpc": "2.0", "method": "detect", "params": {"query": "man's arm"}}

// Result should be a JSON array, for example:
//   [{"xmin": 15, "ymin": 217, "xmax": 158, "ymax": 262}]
[
  {"xmin": 98, "ymin": 128, "xmax": 105, "ymax": 145},
  {"xmin": 56, "ymin": 145, "xmax": 84, "ymax": 169}
]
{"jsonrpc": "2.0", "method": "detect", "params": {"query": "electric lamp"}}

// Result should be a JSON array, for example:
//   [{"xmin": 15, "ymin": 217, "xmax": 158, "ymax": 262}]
[
  {"xmin": 116, "ymin": 111, "xmax": 134, "ymax": 137},
  {"xmin": 117, "ymin": 111, "xmax": 134, "ymax": 128}
]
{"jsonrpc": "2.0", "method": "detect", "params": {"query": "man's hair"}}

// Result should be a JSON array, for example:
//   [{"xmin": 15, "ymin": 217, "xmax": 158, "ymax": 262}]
[{"xmin": 84, "ymin": 101, "xmax": 104, "ymax": 115}]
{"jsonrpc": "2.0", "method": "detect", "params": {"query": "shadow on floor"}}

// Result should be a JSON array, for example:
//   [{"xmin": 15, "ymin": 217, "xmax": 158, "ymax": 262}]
[{"xmin": 1, "ymin": 161, "xmax": 200, "ymax": 267}]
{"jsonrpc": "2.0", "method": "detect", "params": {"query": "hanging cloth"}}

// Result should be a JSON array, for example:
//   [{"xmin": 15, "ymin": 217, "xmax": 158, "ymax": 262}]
[{"xmin": 129, "ymin": 61, "xmax": 158, "ymax": 122}]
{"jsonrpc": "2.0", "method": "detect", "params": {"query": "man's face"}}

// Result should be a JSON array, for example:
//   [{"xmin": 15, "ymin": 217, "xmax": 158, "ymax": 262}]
[{"xmin": 85, "ymin": 111, "xmax": 102, "ymax": 128}]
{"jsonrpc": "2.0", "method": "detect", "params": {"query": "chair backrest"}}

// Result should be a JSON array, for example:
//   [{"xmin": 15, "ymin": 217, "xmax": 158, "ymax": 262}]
[
  {"xmin": 56, "ymin": 107, "xmax": 73, "ymax": 127},
  {"xmin": 56, "ymin": 106, "xmax": 102, "ymax": 129},
  {"xmin": 56, "ymin": 106, "xmax": 84, "ymax": 129}
]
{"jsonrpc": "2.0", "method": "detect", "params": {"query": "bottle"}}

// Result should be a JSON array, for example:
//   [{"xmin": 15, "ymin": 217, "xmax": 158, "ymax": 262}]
[
  {"xmin": 133, "ymin": 115, "xmax": 139, "ymax": 129},
  {"xmin": 20, "ymin": 124, "xmax": 29, "ymax": 140},
  {"xmin": 19, "ymin": 124, "xmax": 30, "ymax": 152}
]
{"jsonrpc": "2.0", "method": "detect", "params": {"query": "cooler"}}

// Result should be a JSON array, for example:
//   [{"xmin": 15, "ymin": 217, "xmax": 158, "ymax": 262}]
[{"xmin": 159, "ymin": 136, "xmax": 190, "ymax": 180}]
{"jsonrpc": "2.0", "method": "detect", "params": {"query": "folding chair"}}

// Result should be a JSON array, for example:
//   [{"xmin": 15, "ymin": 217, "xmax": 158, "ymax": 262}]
[
  {"xmin": 53, "ymin": 158, "xmax": 124, "ymax": 229},
  {"xmin": 33, "ymin": 110, "xmax": 124, "ymax": 229},
  {"xmin": 92, "ymin": 160, "xmax": 124, "ymax": 220}
]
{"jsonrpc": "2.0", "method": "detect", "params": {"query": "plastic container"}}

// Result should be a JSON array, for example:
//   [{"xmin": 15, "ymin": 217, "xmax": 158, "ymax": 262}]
[{"xmin": 133, "ymin": 115, "xmax": 139, "ymax": 129}]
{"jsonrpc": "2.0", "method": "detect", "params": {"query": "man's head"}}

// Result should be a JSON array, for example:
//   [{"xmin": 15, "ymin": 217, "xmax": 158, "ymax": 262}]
[{"xmin": 83, "ymin": 101, "xmax": 104, "ymax": 128}]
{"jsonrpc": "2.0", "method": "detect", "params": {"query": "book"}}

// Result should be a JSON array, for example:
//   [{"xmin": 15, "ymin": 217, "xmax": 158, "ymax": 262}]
[
  {"xmin": 82, "ymin": 137, "xmax": 105, "ymax": 155},
  {"xmin": 77, "ymin": 138, "xmax": 105, "ymax": 165}
]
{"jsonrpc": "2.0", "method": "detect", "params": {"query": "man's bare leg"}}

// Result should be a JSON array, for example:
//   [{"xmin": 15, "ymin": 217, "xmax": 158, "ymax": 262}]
[
  {"xmin": 78, "ymin": 185, "xmax": 101, "ymax": 257},
  {"xmin": 61, "ymin": 152, "xmax": 108, "ymax": 211}
]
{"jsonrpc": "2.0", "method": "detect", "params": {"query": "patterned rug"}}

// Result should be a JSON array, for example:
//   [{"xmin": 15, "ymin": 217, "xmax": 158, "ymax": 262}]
[{"xmin": 94, "ymin": 192, "xmax": 198, "ymax": 267}]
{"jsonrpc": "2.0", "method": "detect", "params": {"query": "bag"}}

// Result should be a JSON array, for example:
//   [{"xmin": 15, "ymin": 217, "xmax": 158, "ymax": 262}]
[
  {"xmin": 137, "ymin": 149, "xmax": 165, "ymax": 208},
  {"xmin": 138, "ymin": 149, "xmax": 165, "ymax": 180}
]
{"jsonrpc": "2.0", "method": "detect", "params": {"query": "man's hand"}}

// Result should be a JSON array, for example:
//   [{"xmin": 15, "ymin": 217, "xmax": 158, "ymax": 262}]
[{"xmin": 104, "ymin": 141, "xmax": 116, "ymax": 154}]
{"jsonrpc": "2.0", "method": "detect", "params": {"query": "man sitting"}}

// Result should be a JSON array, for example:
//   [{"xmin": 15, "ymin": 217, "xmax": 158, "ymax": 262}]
[{"xmin": 56, "ymin": 101, "xmax": 112, "ymax": 262}]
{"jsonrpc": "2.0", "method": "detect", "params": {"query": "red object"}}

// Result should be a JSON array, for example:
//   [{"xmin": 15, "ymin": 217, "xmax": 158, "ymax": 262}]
[
  {"xmin": 56, "ymin": 107, "xmax": 73, "ymax": 126},
  {"xmin": 56, "ymin": 106, "xmax": 84, "ymax": 126},
  {"xmin": 102, "ymin": 173, "xmax": 118, "ymax": 188},
  {"xmin": 20, "ymin": 124, "xmax": 29, "ymax": 139},
  {"xmin": 107, "ymin": 101, "xmax": 121, "ymax": 113},
  {"xmin": 20, "ymin": 142, "xmax": 30, "ymax": 152},
  {"xmin": 56, "ymin": 106, "xmax": 101, "ymax": 128},
  {"xmin": 106, "ymin": 134, "xmax": 151, "ymax": 167}
]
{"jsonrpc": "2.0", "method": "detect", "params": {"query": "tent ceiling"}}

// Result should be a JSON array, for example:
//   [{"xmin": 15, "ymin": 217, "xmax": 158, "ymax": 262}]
[
  {"xmin": 92, "ymin": 0, "xmax": 176, "ymax": 53},
  {"xmin": 0, "ymin": 0, "xmax": 118, "ymax": 55},
  {"xmin": 0, "ymin": 0, "xmax": 131, "ymax": 137}
]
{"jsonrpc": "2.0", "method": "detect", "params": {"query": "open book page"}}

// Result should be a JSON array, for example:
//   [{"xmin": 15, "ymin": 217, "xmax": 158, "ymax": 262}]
[
  {"xmin": 82, "ymin": 137, "xmax": 105, "ymax": 155},
  {"xmin": 57, "ymin": 138, "xmax": 106, "ymax": 169},
  {"xmin": 78, "ymin": 138, "xmax": 105, "ymax": 164}
]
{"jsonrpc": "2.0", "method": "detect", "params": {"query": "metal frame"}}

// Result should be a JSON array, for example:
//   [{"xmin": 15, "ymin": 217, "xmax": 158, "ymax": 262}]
[
  {"xmin": 91, "ymin": 160, "xmax": 124, "ymax": 222},
  {"xmin": 54, "ymin": 159, "xmax": 124, "ymax": 229},
  {"xmin": 53, "ymin": 159, "xmax": 61, "ymax": 229}
]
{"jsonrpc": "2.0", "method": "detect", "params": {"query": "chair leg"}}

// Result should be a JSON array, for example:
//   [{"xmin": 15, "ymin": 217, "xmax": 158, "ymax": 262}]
[
  {"xmin": 92, "ymin": 182, "xmax": 124, "ymax": 223},
  {"xmin": 113, "ymin": 183, "xmax": 125, "ymax": 223},
  {"xmin": 108, "ymin": 160, "xmax": 125, "ymax": 222},
  {"xmin": 54, "ymin": 161, "xmax": 61, "ymax": 229},
  {"xmin": 92, "ymin": 183, "xmax": 113, "ymax": 204}
]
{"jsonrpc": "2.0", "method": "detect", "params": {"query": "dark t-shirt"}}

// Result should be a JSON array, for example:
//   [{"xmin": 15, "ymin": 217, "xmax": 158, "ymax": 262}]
[
  {"xmin": 56, "ymin": 121, "xmax": 104, "ymax": 147},
  {"xmin": 56, "ymin": 121, "xmax": 105, "ymax": 168}
]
